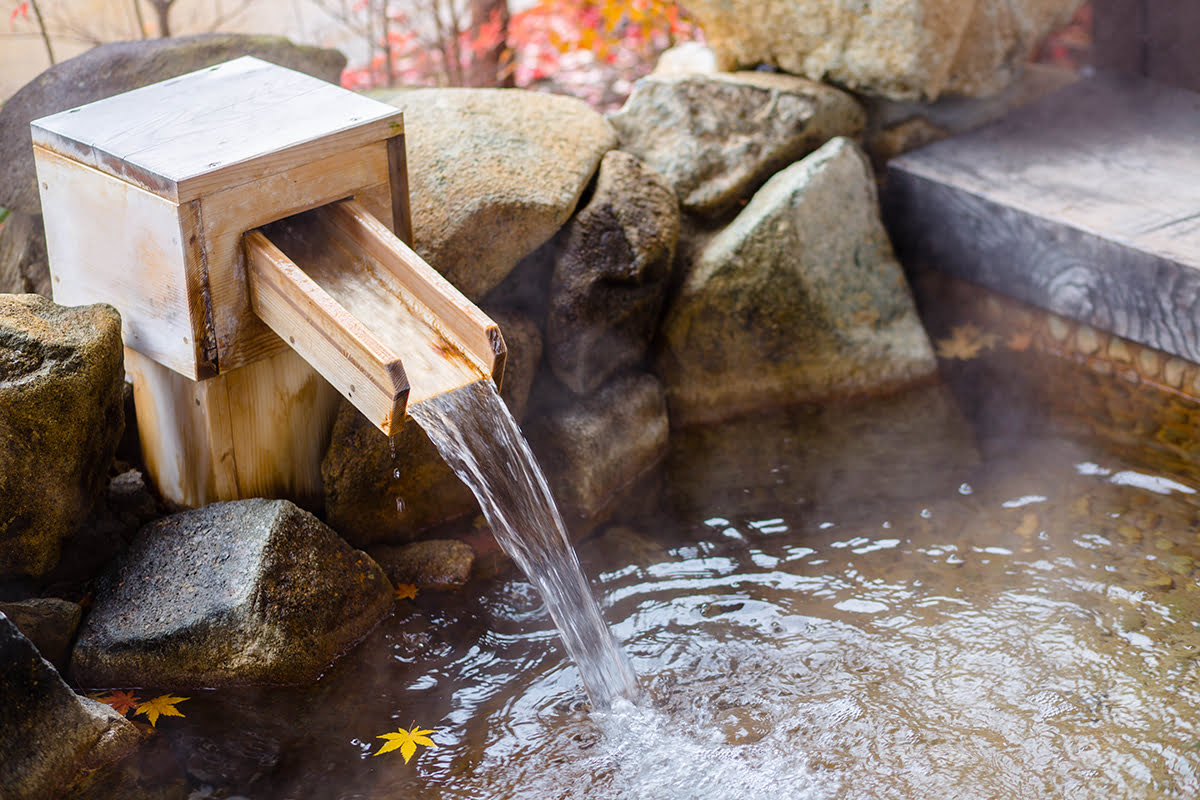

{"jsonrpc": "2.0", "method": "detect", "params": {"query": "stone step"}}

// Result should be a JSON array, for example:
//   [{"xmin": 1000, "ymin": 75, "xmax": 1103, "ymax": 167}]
[{"xmin": 884, "ymin": 72, "xmax": 1200, "ymax": 364}]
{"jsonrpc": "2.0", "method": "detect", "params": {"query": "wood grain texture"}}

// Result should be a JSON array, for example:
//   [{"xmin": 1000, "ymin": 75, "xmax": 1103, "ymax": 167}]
[
  {"xmin": 196, "ymin": 141, "xmax": 392, "ymax": 374},
  {"xmin": 885, "ymin": 73, "xmax": 1200, "ymax": 364},
  {"xmin": 30, "ymin": 56, "xmax": 403, "ymax": 204},
  {"xmin": 127, "ymin": 346, "xmax": 341, "ymax": 508},
  {"xmin": 244, "ymin": 228, "xmax": 410, "ymax": 436},
  {"xmin": 36, "ymin": 147, "xmax": 205, "ymax": 379}
]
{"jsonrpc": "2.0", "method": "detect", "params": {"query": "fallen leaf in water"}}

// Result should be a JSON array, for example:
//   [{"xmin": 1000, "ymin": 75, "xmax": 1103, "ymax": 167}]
[
  {"xmin": 134, "ymin": 694, "xmax": 188, "ymax": 726},
  {"xmin": 1015, "ymin": 513, "xmax": 1039, "ymax": 538},
  {"xmin": 374, "ymin": 723, "xmax": 437, "ymax": 762},
  {"xmin": 394, "ymin": 583, "xmax": 419, "ymax": 600},
  {"xmin": 91, "ymin": 690, "xmax": 140, "ymax": 715},
  {"xmin": 1007, "ymin": 331, "xmax": 1034, "ymax": 352},
  {"xmin": 935, "ymin": 324, "xmax": 998, "ymax": 360}
]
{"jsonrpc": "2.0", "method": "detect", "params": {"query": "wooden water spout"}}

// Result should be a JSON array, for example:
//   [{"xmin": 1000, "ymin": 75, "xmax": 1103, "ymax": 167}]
[{"xmin": 32, "ymin": 57, "xmax": 505, "ymax": 507}]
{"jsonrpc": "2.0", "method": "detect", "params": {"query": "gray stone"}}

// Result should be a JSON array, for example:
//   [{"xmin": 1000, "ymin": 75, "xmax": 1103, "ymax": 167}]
[
  {"xmin": 607, "ymin": 71, "xmax": 865, "ymax": 217},
  {"xmin": 547, "ymin": 151, "xmax": 679, "ymax": 395},
  {"xmin": 0, "ymin": 33, "xmax": 346, "ymax": 216},
  {"xmin": 368, "ymin": 87, "xmax": 617, "ymax": 299},
  {"xmin": 685, "ymin": 0, "xmax": 1084, "ymax": 101},
  {"xmin": 655, "ymin": 137, "xmax": 937, "ymax": 426},
  {"xmin": 527, "ymin": 372, "xmax": 670, "ymax": 522},
  {"xmin": 367, "ymin": 539, "xmax": 476, "ymax": 590},
  {"xmin": 0, "ymin": 210, "xmax": 49, "ymax": 297},
  {"xmin": 0, "ymin": 296, "xmax": 125, "ymax": 577},
  {"xmin": 70, "ymin": 499, "xmax": 393, "ymax": 688},
  {"xmin": 322, "ymin": 404, "xmax": 477, "ymax": 548},
  {"xmin": 0, "ymin": 613, "xmax": 139, "ymax": 800},
  {"xmin": 0, "ymin": 597, "xmax": 81, "ymax": 672}
]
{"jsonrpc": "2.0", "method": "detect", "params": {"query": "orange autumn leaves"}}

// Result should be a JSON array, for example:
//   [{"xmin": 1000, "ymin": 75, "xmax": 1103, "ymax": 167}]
[
  {"xmin": 91, "ymin": 691, "xmax": 188, "ymax": 726},
  {"xmin": 935, "ymin": 323, "xmax": 1033, "ymax": 360}
]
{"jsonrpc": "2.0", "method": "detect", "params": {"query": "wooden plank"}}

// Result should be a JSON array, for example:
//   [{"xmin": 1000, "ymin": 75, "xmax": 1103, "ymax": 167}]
[
  {"xmin": 30, "ymin": 56, "xmax": 403, "ymax": 204},
  {"xmin": 244, "ymin": 228, "xmax": 410, "ymax": 436},
  {"xmin": 35, "ymin": 146, "xmax": 205, "ymax": 379},
  {"xmin": 126, "ymin": 347, "xmax": 238, "ymax": 507},
  {"xmin": 319, "ymin": 199, "xmax": 507, "ymax": 390},
  {"xmin": 387, "ymin": 134, "xmax": 414, "ymax": 246},
  {"xmin": 257, "ymin": 200, "xmax": 501, "ymax": 413},
  {"xmin": 885, "ymin": 72, "xmax": 1200, "ymax": 364},
  {"xmin": 222, "ymin": 347, "xmax": 342, "ymax": 505},
  {"xmin": 196, "ymin": 141, "xmax": 391, "ymax": 374},
  {"xmin": 127, "ymin": 346, "xmax": 342, "ymax": 508}
]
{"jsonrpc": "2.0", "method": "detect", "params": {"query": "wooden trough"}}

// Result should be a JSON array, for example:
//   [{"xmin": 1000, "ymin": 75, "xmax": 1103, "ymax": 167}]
[{"xmin": 33, "ymin": 56, "xmax": 505, "ymax": 507}]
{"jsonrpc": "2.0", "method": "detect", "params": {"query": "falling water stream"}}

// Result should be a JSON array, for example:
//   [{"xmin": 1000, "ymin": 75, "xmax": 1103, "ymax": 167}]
[{"xmin": 409, "ymin": 379, "xmax": 639, "ymax": 710}]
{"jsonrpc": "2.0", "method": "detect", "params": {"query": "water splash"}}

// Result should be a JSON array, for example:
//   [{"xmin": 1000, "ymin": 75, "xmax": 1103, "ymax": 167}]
[{"xmin": 409, "ymin": 380, "xmax": 639, "ymax": 709}]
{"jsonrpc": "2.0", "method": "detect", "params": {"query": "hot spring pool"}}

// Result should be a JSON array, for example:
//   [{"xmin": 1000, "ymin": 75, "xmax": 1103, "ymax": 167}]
[{"xmin": 96, "ymin": 364, "xmax": 1200, "ymax": 800}]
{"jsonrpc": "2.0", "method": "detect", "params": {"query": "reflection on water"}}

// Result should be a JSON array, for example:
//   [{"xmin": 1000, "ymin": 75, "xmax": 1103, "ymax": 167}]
[{"xmin": 106, "ymin": 389, "xmax": 1200, "ymax": 800}]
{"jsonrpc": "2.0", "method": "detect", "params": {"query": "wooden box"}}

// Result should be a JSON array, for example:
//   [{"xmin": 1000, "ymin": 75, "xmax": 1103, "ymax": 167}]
[{"xmin": 32, "ymin": 55, "xmax": 409, "ymax": 381}]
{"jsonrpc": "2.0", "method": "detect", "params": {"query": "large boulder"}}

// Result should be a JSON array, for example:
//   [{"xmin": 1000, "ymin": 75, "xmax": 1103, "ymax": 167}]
[
  {"xmin": 546, "ymin": 151, "xmax": 679, "ymax": 395},
  {"xmin": 0, "ymin": 33, "xmax": 346, "ymax": 216},
  {"xmin": 369, "ymin": 87, "xmax": 618, "ymax": 299},
  {"xmin": 0, "ymin": 210, "xmax": 49, "ymax": 296},
  {"xmin": 526, "ymin": 372, "xmax": 670, "ymax": 522},
  {"xmin": 607, "ymin": 71, "xmax": 865, "ymax": 218},
  {"xmin": 655, "ymin": 137, "xmax": 937, "ymax": 426},
  {"xmin": 0, "ymin": 597, "xmax": 81, "ymax": 672},
  {"xmin": 367, "ymin": 539, "xmax": 476, "ymax": 590},
  {"xmin": 322, "ymin": 310, "xmax": 539, "ymax": 546},
  {"xmin": 70, "ymin": 499, "xmax": 393, "ymax": 688},
  {"xmin": 685, "ymin": 0, "xmax": 1084, "ymax": 101},
  {"xmin": 0, "ymin": 296, "xmax": 124, "ymax": 577},
  {"xmin": 1, "ymin": 613, "xmax": 139, "ymax": 800}
]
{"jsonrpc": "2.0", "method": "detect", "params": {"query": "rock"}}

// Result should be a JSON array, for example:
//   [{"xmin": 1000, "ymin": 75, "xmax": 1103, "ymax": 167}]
[
  {"xmin": 685, "ymin": 0, "xmax": 1084, "ymax": 101},
  {"xmin": 655, "ymin": 137, "xmax": 937, "ymax": 426},
  {"xmin": 0, "ymin": 296, "xmax": 125, "ymax": 577},
  {"xmin": 322, "ymin": 403, "xmax": 478, "ymax": 548},
  {"xmin": 0, "ymin": 210, "xmax": 49, "ymax": 296},
  {"xmin": 0, "ymin": 613, "xmax": 139, "ymax": 800},
  {"xmin": 367, "ymin": 539, "xmax": 475, "ymax": 590},
  {"xmin": 70, "ymin": 499, "xmax": 393, "ymax": 688},
  {"xmin": 608, "ymin": 71, "xmax": 865, "ymax": 218},
  {"xmin": 482, "ymin": 308, "xmax": 543, "ymax": 422},
  {"xmin": 526, "ymin": 372, "xmax": 670, "ymax": 522},
  {"xmin": 546, "ymin": 151, "xmax": 679, "ymax": 395},
  {"xmin": 653, "ymin": 42, "xmax": 719, "ymax": 76},
  {"xmin": 862, "ymin": 63, "xmax": 1080, "ymax": 169},
  {"xmin": 368, "ymin": 87, "xmax": 617, "ymax": 299},
  {"xmin": 0, "ymin": 33, "xmax": 346, "ymax": 217},
  {"xmin": 0, "ymin": 597, "xmax": 81, "ymax": 671},
  {"xmin": 576, "ymin": 524, "xmax": 669, "ymax": 572}
]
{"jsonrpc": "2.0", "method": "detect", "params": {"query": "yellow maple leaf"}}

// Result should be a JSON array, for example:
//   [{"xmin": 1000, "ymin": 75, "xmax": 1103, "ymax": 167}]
[
  {"xmin": 394, "ymin": 583, "xmax": 419, "ymax": 600},
  {"xmin": 374, "ymin": 723, "xmax": 437, "ymax": 762},
  {"xmin": 1006, "ymin": 331, "xmax": 1034, "ymax": 352},
  {"xmin": 935, "ymin": 323, "xmax": 998, "ymax": 360},
  {"xmin": 134, "ymin": 694, "xmax": 188, "ymax": 727}
]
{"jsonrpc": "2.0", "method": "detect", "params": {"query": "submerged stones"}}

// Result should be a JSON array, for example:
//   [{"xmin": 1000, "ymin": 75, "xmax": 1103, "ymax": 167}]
[
  {"xmin": 656, "ymin": 137, "xmax": 937, "ymax": 426},
  {"xmin": 608, "ymin": 71, "xmax": 865, "ymax": 218},
  {"xmin": 0, "ymin": 295, "xmax": 124, "ymax": 577},
  {"xmin": 1, "ymin": 613, "xmax": 139, "ymax": 800},
  {"xmin": 371, "ymin": 87, "xmax": 618, "ymax": 300},
  {"xmin": 71, "ymin": 499, "xmax": 393, "ymax": 688},
  {"xmin": 684, "ymin": 0, "xmax": 1085, "ymax": 101}
]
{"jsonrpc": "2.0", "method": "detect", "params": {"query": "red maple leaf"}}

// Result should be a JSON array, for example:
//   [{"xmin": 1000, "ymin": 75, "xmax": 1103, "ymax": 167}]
[
  {"xmin": 10, "ymin": 2, "xmax": 29, "ymax": 24},
  {"xmin": 93, "ymin": 690, "xmax": 141, "ymax": 716}
]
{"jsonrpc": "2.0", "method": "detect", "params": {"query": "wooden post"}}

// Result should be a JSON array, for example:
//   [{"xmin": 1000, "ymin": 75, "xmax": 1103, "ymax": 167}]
[{"xmin": 1093, "ymin": 0, "xmax": 1200, "ymax": 93}]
